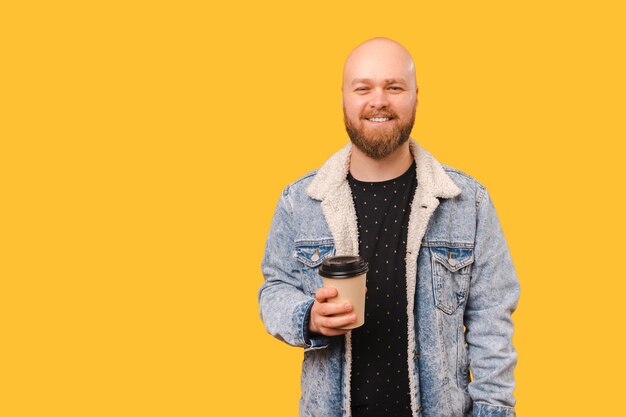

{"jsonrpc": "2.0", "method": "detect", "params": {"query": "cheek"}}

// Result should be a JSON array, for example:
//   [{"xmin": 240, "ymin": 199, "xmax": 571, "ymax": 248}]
[
  {"xmin": 344, "ymin": 103, "xmax": 366, "ymax": 120},
  {"xmin": 344, "ymin": 96, "xmax": 367, "ymax": 110},
  {"xmin": 394, "ymin": 99, "xmax": 417, "ymax": 116}
]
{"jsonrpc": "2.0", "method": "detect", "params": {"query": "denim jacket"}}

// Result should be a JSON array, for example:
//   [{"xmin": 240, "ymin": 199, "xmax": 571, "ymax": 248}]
[{"xmin": 259, "ymin": 140, "xmax": 519, "ymax": 417}]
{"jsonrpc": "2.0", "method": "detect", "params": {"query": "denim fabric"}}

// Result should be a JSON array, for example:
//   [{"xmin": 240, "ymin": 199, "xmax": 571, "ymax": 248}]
[{"xmin": 259, "ymin": 141, "xmax": 519, "ymax": 417}]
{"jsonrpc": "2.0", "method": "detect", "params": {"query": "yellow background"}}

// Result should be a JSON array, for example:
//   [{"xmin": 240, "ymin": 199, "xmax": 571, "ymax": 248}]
[{"xmin": 1, "ymin": 1, "xmax": 624, "ymax": 415}]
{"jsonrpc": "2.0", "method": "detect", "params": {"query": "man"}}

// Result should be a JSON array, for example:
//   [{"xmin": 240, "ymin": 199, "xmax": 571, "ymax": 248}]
[{"xmin": 259, "ymin": 37, "xmax": 519, "ymax": 417}]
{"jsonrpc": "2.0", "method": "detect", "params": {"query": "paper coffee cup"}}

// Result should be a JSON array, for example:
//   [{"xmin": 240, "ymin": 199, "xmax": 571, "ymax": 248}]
[{"xmin": 318, "ymin": 256, "xmax": 368, "ymax": 330}]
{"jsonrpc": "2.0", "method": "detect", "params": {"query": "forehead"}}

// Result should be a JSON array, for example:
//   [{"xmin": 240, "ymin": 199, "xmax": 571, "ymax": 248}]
[{"xmin": 343, "ymin": 45, "xmax": 414, "ymax": 86}]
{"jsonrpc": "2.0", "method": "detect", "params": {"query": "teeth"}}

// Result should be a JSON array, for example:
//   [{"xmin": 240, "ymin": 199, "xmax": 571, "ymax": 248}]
[{"xmin": 369, "ymin": 117, "xmax": 389, "ymax": 122}]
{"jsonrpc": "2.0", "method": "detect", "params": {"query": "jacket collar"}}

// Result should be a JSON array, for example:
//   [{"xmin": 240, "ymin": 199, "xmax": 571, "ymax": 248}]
[{"xmin": 306, "ymin": 139, "xmax": 461, "ymax": 201}]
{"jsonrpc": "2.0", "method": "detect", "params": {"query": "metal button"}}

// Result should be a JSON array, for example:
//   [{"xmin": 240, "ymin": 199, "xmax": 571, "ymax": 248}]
[{"xmin": 448, "ymin": 258, "xmax": 457, "ymax": 267}]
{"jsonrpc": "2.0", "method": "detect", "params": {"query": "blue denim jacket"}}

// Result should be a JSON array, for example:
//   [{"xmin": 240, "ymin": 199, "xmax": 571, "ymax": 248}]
[{"xmin": 259, "ymin": 140, "xmax": 519, "ymax": 417}]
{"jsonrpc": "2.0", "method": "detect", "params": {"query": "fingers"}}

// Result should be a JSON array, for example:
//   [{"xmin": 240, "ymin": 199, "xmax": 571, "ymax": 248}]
[
  {"xmin": 318, "ymin": 312, "xmax": 357, "ymax": 331},
  {"xmin": 309, "ymin": 292, "xmax": 355, "ymax": 336},
  {"xmin": 314, "ymin": 286, "xmax": 338, "ymax": 303},
  {"xmin": 318, "ymin": 301, "xmax": 352, "ymax": 317}
]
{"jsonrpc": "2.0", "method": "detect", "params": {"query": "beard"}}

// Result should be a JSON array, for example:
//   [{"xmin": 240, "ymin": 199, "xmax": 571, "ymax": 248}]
[{"xmin": 344, "ymin": 106, "xmax": 416, "ymax": 160}]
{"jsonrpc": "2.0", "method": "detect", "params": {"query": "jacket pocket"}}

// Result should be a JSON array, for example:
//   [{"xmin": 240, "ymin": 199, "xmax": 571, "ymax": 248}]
[
  {"xmin": 294, "ymin": 238, "xmax": 335, "ymax": 295},
  {"xmin": 430, "ymin": 246, "xmax": 474, "ymax": 314}
]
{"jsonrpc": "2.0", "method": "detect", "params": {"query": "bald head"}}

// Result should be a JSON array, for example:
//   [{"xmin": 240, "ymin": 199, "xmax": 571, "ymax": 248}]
[{"xmin": 342, "ymin": 37, "xmax": 417, "ymax": 92}]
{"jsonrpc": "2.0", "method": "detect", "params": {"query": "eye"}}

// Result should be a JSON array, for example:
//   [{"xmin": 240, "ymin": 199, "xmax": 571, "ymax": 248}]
[
  {"xmin": 355, "ymin": 87, "xmax": 370, "ymax": 92},
  {"xmin": 388, "ymin": 86, "xmax": 403, "ymax": 91}
]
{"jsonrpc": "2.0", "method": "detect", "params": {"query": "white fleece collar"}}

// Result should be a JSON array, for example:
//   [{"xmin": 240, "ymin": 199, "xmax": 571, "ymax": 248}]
[{"xmin": 307, "ymin": 139, "xmax": 461, "ymax": 202}]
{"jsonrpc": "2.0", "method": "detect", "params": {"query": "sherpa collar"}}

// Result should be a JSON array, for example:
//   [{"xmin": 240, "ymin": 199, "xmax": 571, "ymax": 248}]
[{"xmin": 306, "ymin": 139, "xmax": 461, "ymax": 201}]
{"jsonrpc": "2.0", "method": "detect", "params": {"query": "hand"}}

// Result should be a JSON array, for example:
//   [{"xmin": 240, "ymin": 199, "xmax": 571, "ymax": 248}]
[{"xmin": 308, "ymin": 287, "xmax": 356, "ymax": 336}]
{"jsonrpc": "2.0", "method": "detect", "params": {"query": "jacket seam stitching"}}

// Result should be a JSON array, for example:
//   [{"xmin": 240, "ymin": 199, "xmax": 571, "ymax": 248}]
[
  {"xmin": 442, "ymin": 166, "xmax": 485, "ymax": 188},
  {"xmin": 474, "ymin": 401, "xmax": 515, "ymax": 409},
  {"xmin": 475, "ymin": 185, "xmax": 487, "ymax": 209}
]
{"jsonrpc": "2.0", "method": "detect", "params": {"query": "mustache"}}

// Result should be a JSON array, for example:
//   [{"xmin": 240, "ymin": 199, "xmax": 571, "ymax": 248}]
[{"xmin": 361, "ymin": 111, "xmax": 397, "ymax": 119}]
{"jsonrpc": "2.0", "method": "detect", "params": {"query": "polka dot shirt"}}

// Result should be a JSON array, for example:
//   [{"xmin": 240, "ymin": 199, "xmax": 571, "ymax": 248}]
[{"xmin": 347, "ymin": 162, "xmax": 417, "ymax": 417}]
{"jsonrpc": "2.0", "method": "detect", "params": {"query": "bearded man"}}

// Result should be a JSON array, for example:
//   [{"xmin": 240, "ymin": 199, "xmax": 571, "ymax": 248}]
[{"xmin": 259, "ymin": 37, "xmax": 520, "ymax": 417}]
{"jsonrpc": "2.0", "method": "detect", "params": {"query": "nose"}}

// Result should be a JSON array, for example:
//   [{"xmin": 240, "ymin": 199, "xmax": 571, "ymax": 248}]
[{"xmin": 369, "ymin": 88, "xmax": 390, "ymax": 109}]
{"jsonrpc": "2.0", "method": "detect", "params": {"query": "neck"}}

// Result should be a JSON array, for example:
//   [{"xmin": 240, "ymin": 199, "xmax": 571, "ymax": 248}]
[{"xmin": 349, "ymin": 140, "xmax": 413, "ymax": 182}]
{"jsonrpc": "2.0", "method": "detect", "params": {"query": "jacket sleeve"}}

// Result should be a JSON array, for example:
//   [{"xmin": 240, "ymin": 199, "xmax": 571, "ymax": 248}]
[
  {"xmin": 465, "ymin": 187, "xmax": 520, "ymax": 417},
  {"xmin": 258, "ymin": 189, "xmax": 331, "ymax": 349}
]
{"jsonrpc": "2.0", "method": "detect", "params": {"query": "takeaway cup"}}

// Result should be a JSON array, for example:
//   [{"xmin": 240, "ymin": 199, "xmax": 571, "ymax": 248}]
[{"xmin": 318, "ymin": 256, "xmax": 369, "ymax": 329}]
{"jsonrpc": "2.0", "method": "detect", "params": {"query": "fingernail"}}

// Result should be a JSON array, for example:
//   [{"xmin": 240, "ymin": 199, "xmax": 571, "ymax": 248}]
[{"xmin": 344, "ymin": 303, "xmax": 351, "ymax": 310}]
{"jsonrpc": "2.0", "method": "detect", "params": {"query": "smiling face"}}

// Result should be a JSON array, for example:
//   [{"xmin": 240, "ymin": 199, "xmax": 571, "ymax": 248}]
[{"xmin": 342, "ymin": 38, "xmax": 418, "ymax": 160}]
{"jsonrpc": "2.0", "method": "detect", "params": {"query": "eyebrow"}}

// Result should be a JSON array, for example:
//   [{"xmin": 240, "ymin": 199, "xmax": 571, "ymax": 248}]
[{"xmin": 351, "ymin": 78, "xmax": 408, "ymax": 86}]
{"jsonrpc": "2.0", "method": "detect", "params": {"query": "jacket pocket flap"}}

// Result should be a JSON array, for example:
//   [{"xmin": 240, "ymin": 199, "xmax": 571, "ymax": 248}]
[
  {"xmin": 431, "ymin": 246, "xmax": 474, "ymax": 273},
  {"xmin": 294, "ymin": 239, "xmax": 335, "ymax": 268}
]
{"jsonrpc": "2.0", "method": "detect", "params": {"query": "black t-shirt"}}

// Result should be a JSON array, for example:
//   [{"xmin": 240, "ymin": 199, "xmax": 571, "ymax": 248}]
[{"xmin": 347, "ymin": 162, "xmax": 417, "ymax": 417}]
